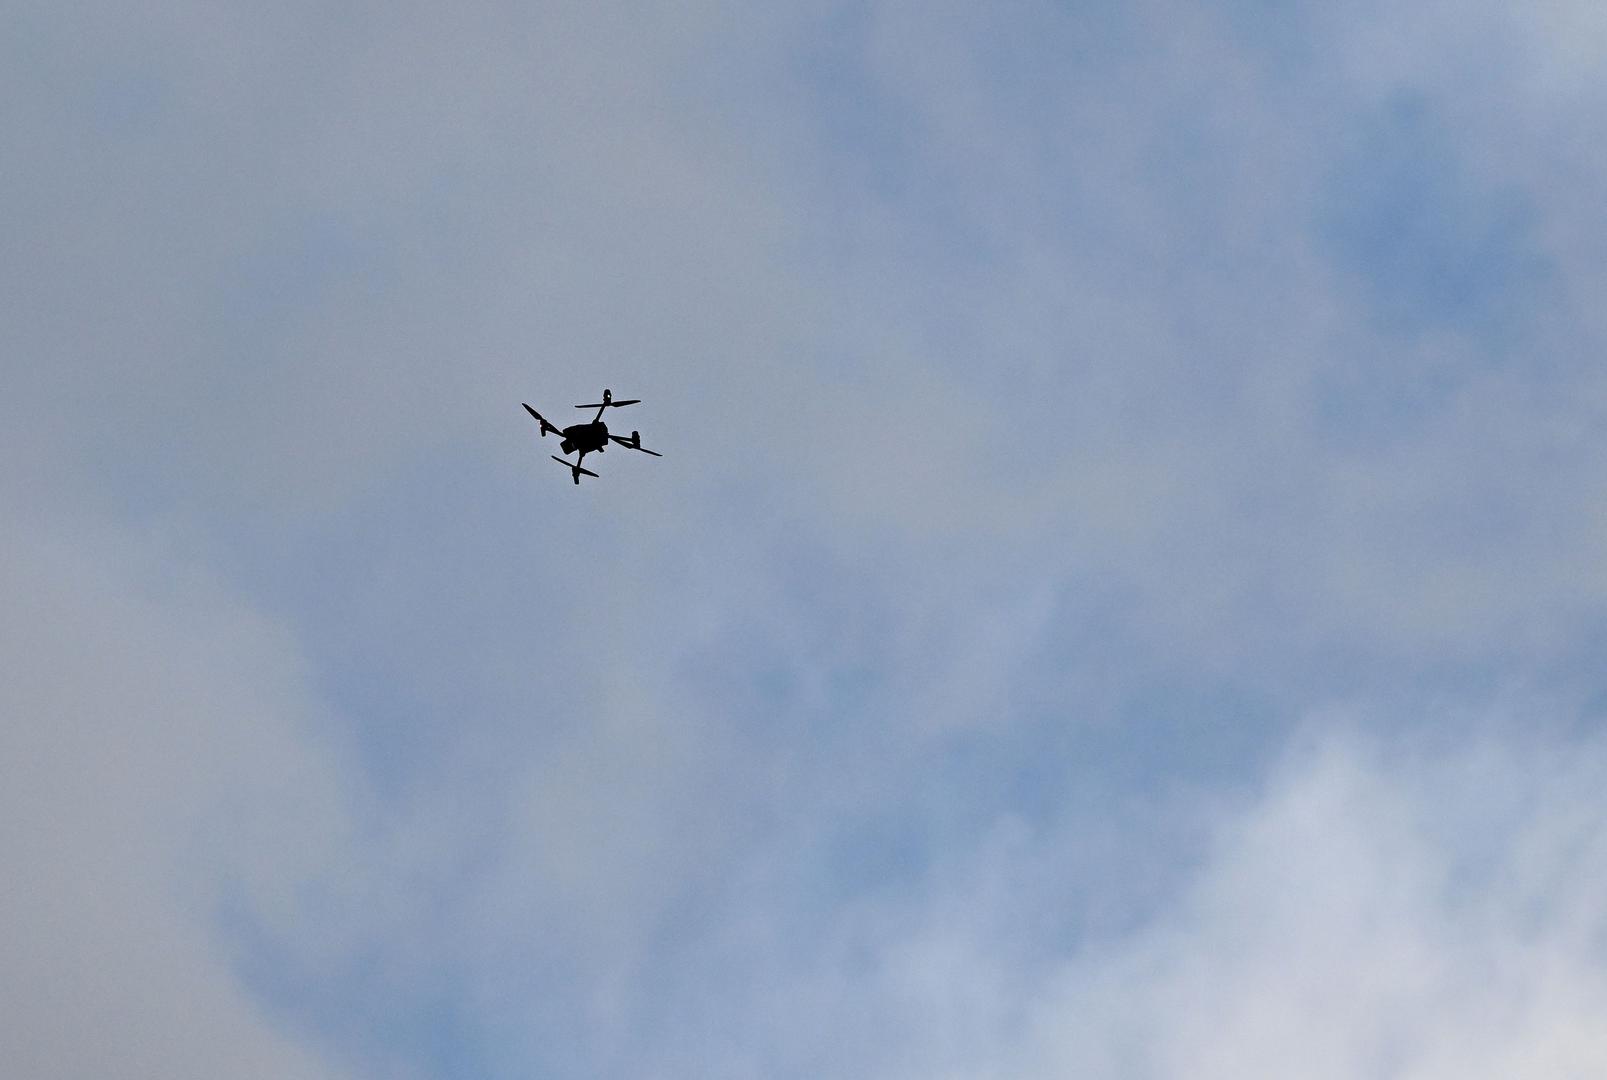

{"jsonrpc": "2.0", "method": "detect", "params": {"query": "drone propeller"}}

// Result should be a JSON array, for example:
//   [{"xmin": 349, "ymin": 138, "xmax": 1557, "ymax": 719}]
[
  {"xmin": 522, "ymin": 402, "xmax": 561, "ymax": 437},
  {"xmin": 576, "ymin": 388, "xmax": 641, "ymax": 409},
  {"xmin": 551, "ymin": 455, "xmax": 599, "ymax": 484},
  {"xmin": 608, "ymin": 431, "xmax": 662, "ymax": 456}
]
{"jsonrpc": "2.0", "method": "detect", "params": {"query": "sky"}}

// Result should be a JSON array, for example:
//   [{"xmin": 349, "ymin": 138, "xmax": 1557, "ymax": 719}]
[{"xmin": 6, "ymin": 1, "xmax": 1607, "ymax": 1077}]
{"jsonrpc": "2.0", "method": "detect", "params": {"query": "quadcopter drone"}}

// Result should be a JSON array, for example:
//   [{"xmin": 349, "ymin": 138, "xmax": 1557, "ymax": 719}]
[{"xmin": 522, "ymin": 389, "xmax": 661, "ymax": 484}]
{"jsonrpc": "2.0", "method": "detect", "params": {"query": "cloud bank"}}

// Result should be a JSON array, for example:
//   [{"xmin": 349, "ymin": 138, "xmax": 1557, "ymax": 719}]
[{"xmin": 6, "ymin": 1, "xmax": 1607, "ymax": 1076}]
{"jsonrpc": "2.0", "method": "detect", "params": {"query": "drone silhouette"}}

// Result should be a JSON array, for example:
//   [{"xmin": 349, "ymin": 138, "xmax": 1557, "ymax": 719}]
[{"xmin": 522, "ymin": 389, "xmax": 661, "ymax": 484}]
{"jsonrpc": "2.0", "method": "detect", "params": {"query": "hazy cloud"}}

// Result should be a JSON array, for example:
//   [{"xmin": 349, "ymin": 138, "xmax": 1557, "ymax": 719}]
[{"xmin": 7, "ymin": 1, "xmax": 1607, "ymax": 1076}]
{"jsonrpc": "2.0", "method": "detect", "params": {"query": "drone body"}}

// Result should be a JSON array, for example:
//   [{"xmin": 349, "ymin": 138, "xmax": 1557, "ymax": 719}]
[{"xmin": 522, "ymin": 389, "xmax": 661, "ymax": 484}]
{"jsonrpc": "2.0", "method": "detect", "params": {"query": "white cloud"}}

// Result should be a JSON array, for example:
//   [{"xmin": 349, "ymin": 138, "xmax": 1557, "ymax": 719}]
[
  {"xmin": 614, "ymin": 721, "xmax": 1607, "ymax": 1078},
  {"xmin": 0, "ymin": 507, "xmax": 357, "ymax": 1079},
  {"xmin": 8, "ymin": 2, "xmax": 1607, "ymax": 1076},
  {"xmin": 916, "ymin": 725, "xmax": 1607, "ymax": 1079}
]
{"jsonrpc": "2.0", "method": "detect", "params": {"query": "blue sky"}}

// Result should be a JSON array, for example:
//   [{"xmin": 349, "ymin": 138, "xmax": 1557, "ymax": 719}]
[{"xmin": 7, "ymin": 2, "xmax": 1607, "ymax": 1077}]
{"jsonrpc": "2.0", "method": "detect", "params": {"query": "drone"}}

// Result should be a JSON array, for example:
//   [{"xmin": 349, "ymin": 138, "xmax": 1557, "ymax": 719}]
[{"xmin": 522, "ymin": 388, "xmax": 661, "ymax": 484}]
